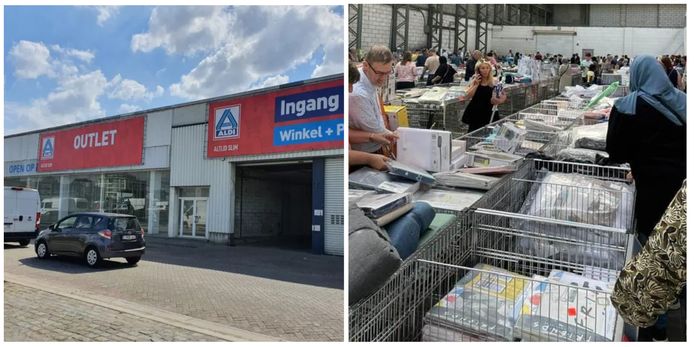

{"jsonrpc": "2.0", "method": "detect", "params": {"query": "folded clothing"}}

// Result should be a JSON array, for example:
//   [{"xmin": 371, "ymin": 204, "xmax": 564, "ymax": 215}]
[
  {"xmin": 385, "ymin": 201, "xmax": 435, "ymax": 260},
  {"xmin": 556, "ymin": 147, "xmax": 609, "ymax": 164},
  {"xmin": 574, "ymin": 137, "xmax": 606, "ymax": 151},
  {"xmin": 356, "ymin": 192, "xmax": 412, "ymax": 219}
]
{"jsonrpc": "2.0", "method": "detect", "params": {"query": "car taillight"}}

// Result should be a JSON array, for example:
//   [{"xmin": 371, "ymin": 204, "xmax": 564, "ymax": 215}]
[
  {"xmin": 98, "ymin": 230, "xmax": 112, "ymax": 239},
  {"xmin": 35, "ymin": 212, "xmax": 41, "ymax": 231}
]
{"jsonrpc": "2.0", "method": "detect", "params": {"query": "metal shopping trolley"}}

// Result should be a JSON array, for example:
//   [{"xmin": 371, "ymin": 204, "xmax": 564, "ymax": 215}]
[{"xmin": 417, "ymin": 160, "xmax": 637, "ymax": 342}]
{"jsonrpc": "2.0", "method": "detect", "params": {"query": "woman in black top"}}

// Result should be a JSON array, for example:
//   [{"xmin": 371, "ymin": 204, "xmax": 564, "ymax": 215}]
[
  {"xmin": 461, "ymin": 59, "xmax": 507, "ymax": 133},
  {"xmin": 606, "ymin": 55, "xmax": 686, "ymax": 245},
  {"xmin": 431, "ymin": 56, "xmax": 456, "ymax": 84},
  {"xmin": 660, "ymin": 56, "xmax": 680, "ymax": 88}
]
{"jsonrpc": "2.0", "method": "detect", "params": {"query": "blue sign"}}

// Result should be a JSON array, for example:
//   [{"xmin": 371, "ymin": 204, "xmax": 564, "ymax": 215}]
[
  {"xmin": 7, "ymin": 162, "xmax": 37, "ymax": 176},
  {"xmin": 274, "ymin": 86, "xmax": 343, "ymax": 123},
  {"xmin": 273, "ymin": 119, "xmax": 343, "ymax": 146},
  {"xmin": 214, "ymin": 105, "xmax": 240, "ymax": 139},
  {"xmin": 41, "ymin": 137, "xmax": 55, "ymax": 159}
]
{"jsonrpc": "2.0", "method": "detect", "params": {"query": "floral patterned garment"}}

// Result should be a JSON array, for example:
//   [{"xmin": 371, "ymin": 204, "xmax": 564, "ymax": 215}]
[{"xmin": 611, "ymin": 180, "xmax": 687, "ymax": 328}]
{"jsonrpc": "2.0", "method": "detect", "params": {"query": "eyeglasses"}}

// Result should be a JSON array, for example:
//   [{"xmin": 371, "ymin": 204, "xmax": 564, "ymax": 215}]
[{"xmin": 366, "ymin": 61, "xmax": 393, "ymax": 76}]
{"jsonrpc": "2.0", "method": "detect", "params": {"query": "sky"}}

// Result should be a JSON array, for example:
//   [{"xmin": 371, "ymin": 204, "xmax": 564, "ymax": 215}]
[{"xmin": 4, "ymin": 5, "xmax": 344, "ymax": 135}]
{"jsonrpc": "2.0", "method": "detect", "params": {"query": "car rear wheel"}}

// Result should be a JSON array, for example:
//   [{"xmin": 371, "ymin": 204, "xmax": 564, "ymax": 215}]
[
  {"xmin": 126, "ymin": 256, "xmax": 141, "ymax": 265},
  {"xmin": 84, "ymin": 247, "xmax": 102, "ymax": 267},
  {"xmin": 36, "ymin": 241, "xmax": 49, "ymax": 259},
  {"xmin": 18, "ymin": 239, "xmax": 30, "ymax": 247}
]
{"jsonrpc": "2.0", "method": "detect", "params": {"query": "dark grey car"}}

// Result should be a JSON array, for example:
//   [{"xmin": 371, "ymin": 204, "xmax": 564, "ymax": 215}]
[{"xmin": 35, "ymin": 212, "xmax": 145, "ymax": 267}]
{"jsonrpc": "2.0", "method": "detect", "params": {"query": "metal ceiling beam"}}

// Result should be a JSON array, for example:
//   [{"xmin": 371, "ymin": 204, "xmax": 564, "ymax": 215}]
[
  {"xmin": 348, "ymin": 4, "xmax": 362, "ymax": 50},
  {"xmin": 475, "ymin": 4, "xmax": 490, "ymax": 52},
  {"xmin": 454, "ymin": 4, "xmax": 469, "ymax": 54},
  {"xmin": 390, "ymin": 5, "xmax": 410, "ymax": 52}
]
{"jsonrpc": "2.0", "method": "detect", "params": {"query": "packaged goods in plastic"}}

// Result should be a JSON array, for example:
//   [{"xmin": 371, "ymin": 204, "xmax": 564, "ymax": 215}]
[
  {"xmin": 387, "ymin": 160, "xmax": 437, "ymax": 185},
  {"xmin": 414, "ymin": 188, "xmax": 484, "ymax": 212},
  {"xmin": 356, "ymin": 192, "xmax": 412, "ymax": 219},
  {"xmin": 514, "ymin": 271, "xmax": 617, "ymax": 342},
  {"xmin": 349, "ymin": 167, "xmax": 421, "ymax": 193},
  {"xmin": 424, "ymin": 264, "xmax": 530, "ymax": 341},
  {"xmin": 556, "ymin": 148, "xmax": 609, "ymax": 164},
  {"xmin": 433, "ymin": 171, "xmax": 499, "ymax": 190},
  {"xmin": 514, "ymin": 172, "xmax": 635, "ymax": 267}
]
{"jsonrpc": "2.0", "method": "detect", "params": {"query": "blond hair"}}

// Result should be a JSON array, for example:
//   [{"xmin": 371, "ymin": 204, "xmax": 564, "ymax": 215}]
[{"xmin": 474, "ymin": 59, "xmax": 496, "ymax": 86}]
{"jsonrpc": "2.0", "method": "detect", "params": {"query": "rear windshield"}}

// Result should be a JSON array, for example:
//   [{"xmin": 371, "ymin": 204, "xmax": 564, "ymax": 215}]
[{"xmin": 110, "ymin": 217, "xmax": 141, "ymax": 232}]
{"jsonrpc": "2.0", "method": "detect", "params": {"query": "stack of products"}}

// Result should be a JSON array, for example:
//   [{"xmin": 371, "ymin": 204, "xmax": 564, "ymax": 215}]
[
  {"xmin": 433, "ymin": 171, "xmax": 499, "ymax": 191},
  {"xmin": 349, "ymin": 167, "xmax": 420, "ymax": 194},
  {"xmin": 387, "ymin": 160, "xmax": 437, "ymax": 185},
  {"xmin": 423, "ymin": 264, "xmax": 530, "ymax": 341},
  {"xmin": 513, "ymin": 270, "xmax": 617, "ymax": 342},
  {"xmin": 356, "ymin": 193, "xmax": 413, "ymax": 226},
  {"xmin": 348, "ymin": 189, "xmax": 377, "ymax": 203},
  {"xmin": 414, "ymin": 188, "xmax": 484, "ymax": 212}
]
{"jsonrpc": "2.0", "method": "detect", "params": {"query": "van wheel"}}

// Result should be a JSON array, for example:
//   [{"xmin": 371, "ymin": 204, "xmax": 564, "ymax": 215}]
[
  {"xmin": 126, "ymin": 256, "xmax": 141, "ymax": 265},
  {"xmin": 19, "ymin": 239, "xmax": 30, "ymax": 247},
  {"xmin": 36, "ymin": 241, "xmax": 49, "ymax": 259},
  {"xmin": 84, "ymin": 247, "xmax": 102, "ymax": 268}
]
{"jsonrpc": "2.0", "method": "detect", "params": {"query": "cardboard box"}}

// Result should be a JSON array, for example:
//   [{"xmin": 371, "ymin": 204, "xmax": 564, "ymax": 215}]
[{"xmin": 384, "ymin": 105, "xmax": 409, "ymax": 130}]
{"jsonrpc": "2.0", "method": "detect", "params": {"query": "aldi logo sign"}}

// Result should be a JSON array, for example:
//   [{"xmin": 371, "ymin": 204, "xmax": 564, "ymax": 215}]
[
  {"xmin": 41, "ymin": 137, "xmax": 55, "ymax": 159},
  {"xmin": 214, "ymin": 105, "xmax": 240, "ymax": 139}
]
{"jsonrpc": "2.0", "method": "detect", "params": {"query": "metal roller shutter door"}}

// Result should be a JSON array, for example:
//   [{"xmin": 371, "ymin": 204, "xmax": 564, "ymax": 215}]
[{"xmin": 323, "ymin": 157, "xmax": 344, "ymax": 256}]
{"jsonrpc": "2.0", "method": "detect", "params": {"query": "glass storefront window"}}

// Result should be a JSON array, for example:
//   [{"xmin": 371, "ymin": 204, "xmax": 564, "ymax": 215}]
[
  {"xmin": 179, "ymin": 186, "xmax": 209, "ymax": 198},
  {"xmin": 67, "ymin": 174, "xmax": 101, "ymax": 216},
  {"xmin": 103, "ymin": 172, "xmax": 149, "ymax": 229},
  {"xmin": 36, "ymin": 176, "xmax": 61, "ymax": 228},
  {"xmin": 4, "ymin": 176, "xmax": 28, "ymax": 188},
  {"xmin": 151, "ymin": 171, "xmax": 170, "ymax": 234}
]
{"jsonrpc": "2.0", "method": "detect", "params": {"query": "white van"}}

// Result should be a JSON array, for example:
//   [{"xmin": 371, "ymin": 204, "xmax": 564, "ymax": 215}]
[{"xmin": 4, "ymin": 187, "xmax": 41, "ymax": 246}]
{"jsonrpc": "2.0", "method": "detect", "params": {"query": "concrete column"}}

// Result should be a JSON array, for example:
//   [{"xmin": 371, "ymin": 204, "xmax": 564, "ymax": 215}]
[
  {"xmin": 168, "ymin": 187, "xmax": 177, "ymax": 238},
  {"xmin": 58, "ymin": 176, "xmax": 70, "ymax": 219},
  {"xmin": 148, "ymin": 171, "xmax": 162, "ymax": 234},
  {"xmin": 99, "ymin": 174, "xmax": 105, "ymax": 212}
]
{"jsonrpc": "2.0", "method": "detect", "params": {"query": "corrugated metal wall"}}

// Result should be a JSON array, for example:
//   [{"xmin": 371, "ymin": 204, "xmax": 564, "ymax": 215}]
[
  {"xmin": 170, "ymin": 124, "xmax": 234, "ymax": 239},
  {"xmin": 323, "ymin": 157, "xmax": 344, "ymax": 256},
  {"xmin": 4, "ymin": 133, "xmax": 39, "ymax": 161}
]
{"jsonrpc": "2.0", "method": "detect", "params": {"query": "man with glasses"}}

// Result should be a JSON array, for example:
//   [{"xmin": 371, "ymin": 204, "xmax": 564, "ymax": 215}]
[{"xmin": 349, "ymin": 45, "xmax": 399, "ymax": 154}]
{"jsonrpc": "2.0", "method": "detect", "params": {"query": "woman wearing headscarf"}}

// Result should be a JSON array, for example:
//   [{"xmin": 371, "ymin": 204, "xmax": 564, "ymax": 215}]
[
  {"xmin": 461, "ymin": 59, "xmax": 507, "ymax": 133},
  {"xmin": 557, "ymin": 58, "xmax": 573, "ymax": 92},
  {"xmin": 431, "ymin": 56, "xmax": 456, "ymax": 85},
  {"xmin": 606, "ymin": 55, "xmax": 686, "ymax": 244},
  {"xmin": 606, "ymin": 55, "xmax": 686, "ymax": 341}
]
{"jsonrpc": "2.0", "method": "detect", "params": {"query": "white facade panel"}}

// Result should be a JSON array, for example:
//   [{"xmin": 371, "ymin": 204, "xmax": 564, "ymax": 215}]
[
  {"xmin": 227, "ymin": 149, "xmax": 344, "ymax": 163},
  {"xmin": 172, "ymin": 103, "xmax": 207, "ymax": 127},
  {"xmin": 491, "ymin": 25, "xmax": 686, "ymax": 57},
  {"xmin": 145, "ymin": 110, "xmax": 173, "ymax": 147},
  {"xmin": 4, "ymin": 133, "xmax": 39, "ymax": 161},
  {"xmin": 323, "ymin": 157, "xmax": 344, "ymax": 256},
  {"xmin": 170, "ymin": 124, "xmax": 234, "ymax": 241}
]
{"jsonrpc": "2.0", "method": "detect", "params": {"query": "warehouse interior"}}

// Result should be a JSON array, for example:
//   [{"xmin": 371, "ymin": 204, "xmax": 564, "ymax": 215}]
[
  {"xmin": 347, "ymin": 2, "xmax": 686, "ymax": 343},
  {"xmin": 234, "ymin": 163, "xmax": 313, "ymax": 250},
  {"xmin": 349, "ymin": 4, "xmax": 685, "ymax": 57}
]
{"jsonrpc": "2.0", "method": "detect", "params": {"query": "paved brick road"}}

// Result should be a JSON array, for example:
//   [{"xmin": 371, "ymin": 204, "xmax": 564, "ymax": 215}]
[
  {"xmin": 4, "ymin": 237, "xmax": 344, "ymax": 341},
  {"xmin": 4, "ymin": 282, "xmax": 218, "ymax": 342}
]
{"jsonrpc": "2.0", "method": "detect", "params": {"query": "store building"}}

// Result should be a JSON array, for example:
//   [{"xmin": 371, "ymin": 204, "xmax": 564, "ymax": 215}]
[{"xmin": 4, "ymin": 75, "xmax": 344, "ymax": 256}]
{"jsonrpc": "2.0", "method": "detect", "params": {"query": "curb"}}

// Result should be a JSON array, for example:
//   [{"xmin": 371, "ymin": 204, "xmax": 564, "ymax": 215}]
[{"xmin": 5, "ymin": 273, "xmax": 282, "ymax": 342}]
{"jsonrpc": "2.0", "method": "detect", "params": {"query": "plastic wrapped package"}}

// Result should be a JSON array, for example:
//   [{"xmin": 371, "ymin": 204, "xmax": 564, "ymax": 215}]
[
  {"xmin": 513, "ymin": 272, "xmax": 617, "ymax": 342},
  {"xmin": 348, "ymin": 167, "xmax": 420, "ymax": 194},
  {"xmin": 421, "ymin": 324, "xmax": 482, "ymax": 342},
  {"xmin": 424, "ymin": 264, "xmax": 531, "ymax": 341},
  {"xmin": 574, "ymin": 137, "xmax": 607, "ymax": 151},
  {"xmin": 418, "ymin": 87, "xmax": 449, "ymax": 104},
  {"xmin": 513, "ymin": 172, "xmax": 634, "ymax": 267},
  {"xmin": 556, "ymin": 148, "xmax": 609, "ymax": 164},
  {"xmin": 569, "ymin": 122, "xmax": 608, "ymax": 147}
]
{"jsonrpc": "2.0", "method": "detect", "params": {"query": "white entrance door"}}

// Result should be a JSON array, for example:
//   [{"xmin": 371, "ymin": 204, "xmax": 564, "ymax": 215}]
[{"xmin": 179, "ymin": 198, "xmax": 207, "ymax": 238}]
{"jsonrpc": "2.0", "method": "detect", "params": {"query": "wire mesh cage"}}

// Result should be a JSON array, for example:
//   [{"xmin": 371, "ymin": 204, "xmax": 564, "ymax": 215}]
[{"xmin": 403, "ymin": 99, "xmax": 466, "ymax": 137}]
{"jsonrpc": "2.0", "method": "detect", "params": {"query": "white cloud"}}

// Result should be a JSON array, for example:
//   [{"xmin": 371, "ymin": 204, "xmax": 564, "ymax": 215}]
[
  {"xmin": 51, "ymin": 44, "xmax": 95, "ymax": 63},
  {"xmin": 256, "ymin": 75, "xmax": 289, "ymax": 89},
  {"xmin": 95, "ymin": 6, "xmax": 120, "ymax": 26},
  {"xmin": 107, "ymin": 74, "xmax": 163, "ymax": 102},
  {"xmin": 118, "ymin": 104, "xmax": 141, "ymax": 113},
  {"xmin": 131, "ymin": 6, "xmax": 231, "ymax": 55},
  {"xmin": 164, "ymin": 6, "xmax": 343, "ymax": 100},
  {"xmin": 9, "ymin": 40, "xmax": 53, "ymax": 79},
  {"xmin": 5, "ymin": 70, "xmax": 108, "ymax": 134}
]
